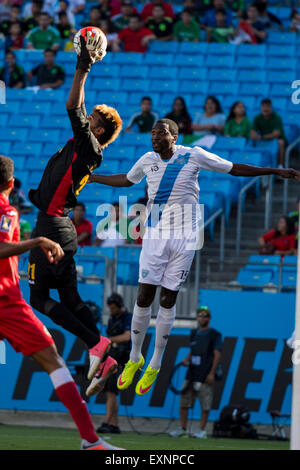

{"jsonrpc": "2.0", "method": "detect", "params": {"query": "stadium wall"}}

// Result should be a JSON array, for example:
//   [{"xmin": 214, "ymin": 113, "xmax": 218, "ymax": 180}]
[{"xmin": 0, "ymin": 283, "xmax": 295, "ymax": 425}]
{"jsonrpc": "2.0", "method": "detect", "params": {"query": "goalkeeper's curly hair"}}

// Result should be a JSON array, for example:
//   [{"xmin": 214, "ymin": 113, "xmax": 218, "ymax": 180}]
[{"xmin": 93, "ymin": 104, "xmax": 122, "ymax": 148}]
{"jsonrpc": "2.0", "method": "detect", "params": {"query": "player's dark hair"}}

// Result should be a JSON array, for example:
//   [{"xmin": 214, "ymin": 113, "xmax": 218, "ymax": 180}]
[
  {"xmin": 75, "ymin": 202, "xmax": 86, "ymax": 211},
  {"xmin": 107, "ymin": 292, "xmax": 124, "ymax": 308},
  {"xmin": 226, "ymin": 101, "xmax": 246, "ymax": 122},
  {"xmin": 155, "ymin": 119, "xmax": 179, "ymax": 136},
  {"xmin": 182, "ymin": 8, "xmax": 193, "ymax": 14},
  {"xmin": 261, "ymin": 98, "xmax": 272, "ymax": 106},
  {"xmin": 5, "ymin": 48, "xmax": 16, "ymax": 58},
  {"xmin": 215, "ymin": 7, "xmax": 226, "ymax": 15},
  {"xmin": 58, "ymin": 11, "xmax": 68, "ymax": 18},
  {"xmin": 274, "ymin": 216, "xmax": 295, "ymax": 237},
  {"xmin": 0, "ymin": 156, "xmax": 14, "ymax": 185},
  {"xmin": 153, "ymin": 4, "xmax": 164, "ymax": 9},
  {"xmin": 172, "ymin": 96, "xmax": 191, "ymax": 119},
  {"xmin": 44, "ymin": 47, "xmax": 56, "ymax": 55},
  {"xmin": 93, "ymin": 105, "xmax": 123, "ymax": 148},
  {"xmin": 11, "ymin": 4, "xmax": 21, "ymax": 9},
  {"xmin": 205, "ymin": 95, "xmax": 223, "ymax": 114},
  {"xmin": 130, "ymin": 13, "xmax": 141, "ymax": 21},
  {"xmin": 141, "ymin": 96, "xmax": 152, "ymax": 103}
]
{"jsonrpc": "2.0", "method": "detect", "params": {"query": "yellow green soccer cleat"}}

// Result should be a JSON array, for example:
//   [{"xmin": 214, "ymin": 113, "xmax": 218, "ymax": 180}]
[
  {"xmin": 135, "ymin": 365, "xmax": 160, "ymax": 396},
  {"xmin": 117, "ymin": 355, "xmax": 145, "ymax": 390}
]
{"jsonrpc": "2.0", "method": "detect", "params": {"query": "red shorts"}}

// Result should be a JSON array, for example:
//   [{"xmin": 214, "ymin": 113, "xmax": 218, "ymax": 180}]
[{"xmin": 0, "ymin": 291, "xmax": 54, "ymax": 356}]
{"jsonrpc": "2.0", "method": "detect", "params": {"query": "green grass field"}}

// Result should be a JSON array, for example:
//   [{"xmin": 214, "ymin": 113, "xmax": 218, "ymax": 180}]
[{"xmin": 0, "ymin": 425, "xmax": 290, "ymax": 450}]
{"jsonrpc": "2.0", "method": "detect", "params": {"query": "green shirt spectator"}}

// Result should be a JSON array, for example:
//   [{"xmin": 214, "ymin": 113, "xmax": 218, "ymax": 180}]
[
  {"xmin": 26, "ymin": 12, "xmax": 60, "ymax": 50},
  {"xmin": 19, "ymin": 218, "xmax": 32, "ymax": 241},
  {"xmin": 126, "ymin": 97, "xmax": 159, "ymax": 133},
  {"xmin": 225, "ymin": 101, "xmax": 251, "ymax": 138},
  {"xmin": 252, "ymin": 112, "xmax": 285, "ymax": 140},
  {"xmin": 0, "ymin": 50, "xmax": 25, "ymax": 88},
  {"xmin": 174, "ymin": 10, "xmax": 200, "ymax": 41}
]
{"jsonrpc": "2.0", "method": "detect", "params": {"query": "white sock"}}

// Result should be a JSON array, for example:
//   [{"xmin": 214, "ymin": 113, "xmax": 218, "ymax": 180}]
[
  {"xmin": 149, "ymin": 305, "xmax": 176, "ymax": 370},
  {"xmin": 49, "ymin": 367, "xmax": 74, "ymax": 388},
  {"xmin": 129, "ymin": 303, "xmax": 152, "ymax": 363}
]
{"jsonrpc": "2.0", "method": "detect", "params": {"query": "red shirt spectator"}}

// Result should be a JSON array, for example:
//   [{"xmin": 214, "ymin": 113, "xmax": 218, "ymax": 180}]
[
  {"xmin": 262, "ymin": 230, "xmax": 295, "ymax": 253},
  {"xmin": 116, "ymin": 14, "xmax": 155, "ymax": 52},
  {"xmin": 71, "ymin": 202, "xmax": 93, "ymax": 247},
  {"xmin": 141, "ymin": 0, "xmax": 174, "ymax": 21},
  {"xmin": 259, "ymin": 216, "xmax": 296, "ymax": 255}
]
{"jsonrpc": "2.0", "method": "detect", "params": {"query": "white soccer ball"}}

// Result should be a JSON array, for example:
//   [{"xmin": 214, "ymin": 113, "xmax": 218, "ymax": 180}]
[{"xmin": 73, "ymin": 26, "xmax": 107, "ymax": 62}]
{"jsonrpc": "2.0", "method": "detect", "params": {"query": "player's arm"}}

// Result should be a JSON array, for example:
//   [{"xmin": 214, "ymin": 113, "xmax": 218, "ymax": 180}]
[
  {"xmin": 230, "ymin": 164, "xmax": 300, "ymax": 180},
  {"xmin": 89, "ymin": 174, "xmax": 134, "ymax": 187},
  {"xmin": 0, "ymin": 237, "xmax": 64, "ymax": 264}
]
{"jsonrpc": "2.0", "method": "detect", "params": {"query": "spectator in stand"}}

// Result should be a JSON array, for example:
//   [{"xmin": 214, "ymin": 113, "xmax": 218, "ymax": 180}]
[
  {"xmin": 175, "ymin": 0, "xmax": 202, "ymax": 23},
  {"xmin": 56, "ymin": 11, "xmax": 72, "ymax": 40},
  {"xmin": 290, "ymin": 9, "xmax": 300, "ymax": 32},
  {"xmin": 64, "ymin": 27, "xmax": 76, "ymax": 51},
  {"xmin": 113, "ymin": 14, "xmax": 155, "ymax": 52},
  {"xmin": 192, "ymin": 96, "xmax": 226, "ymax": 137},
  {"xmin": 224, "ymin": 101, "xmax": 252, "ymax": 138},
  {"xmin": 0, "ymin": 0, "xmax": 11, "ymax": 23},
  {"xmin": 254, "ymin": 1, "xmax": 283, "ymax": 32},
  {"xmin": 99, "ymin": 19, "xmax": 118, "ymax": 50},
  {"xmin": 82, "ymin": 5, "xmax": 104, "ymax": 28},
  {"xmin": 258, "ymin": 216, "xmax": 296, "ymax": 256},
  {"xmin": 112, "ymin": 0, "xmax": 137, "ymax": 31},
  {"xmin": 53, "ymin": 1, "xmax": 75, "ymax": 27},
  {"xmin": 22, "ymin": 0, "xmax": 43, "ymax": 33},
  {"xmin": 145, "ymin": 4, "xmax": 173, "ymax": 41},
  {"xmin": 12, "ymin": 203, "xmax": 33, "ymax": 241},
  {"xmin": 44, "ymin": 0, "xmax": 85, "ymax": 17},
  {"xmin": 202, "ymin": 0, "xmax": 233, "ymax": 28},
  {"xmin": 232, "ymin": 3, "xmax": 267, "ymax": 44},
  {"xmin": 226, "ymin": 0, "xmax": 244, "ymax": 17},
  {"xmin": 26, "ymin": 12, "xmax": 61, "ymax": 50},
  {"xmin": 165, "ymin": 97, "xmax": 192, "ymax": 135},
  {"xmin": 70, "ymin": 202, "xmax": 93, "ymax": 248},
  {"xmin": 5, "ymin": 21, "xmax": 24, "ymax": 49},
  {"xmin": 173, "ymin": 8, "xmax": 201, "ymax": 41},
  {"xmin": 0, "ymin": 49, "xmax": 25, "ymax": 88},
  {"xmin": 126, "ymin": 96, "xmax": 158, "ymax": 133},
  {"xmin": 27, "ymin": 48, "xmax": 65, "ymax": 89},
  {"xmin": 96, "ymin": 0, "xmax": 112, "ymax": 19},
  {"xmin": 9, "ymin": 178, "xmax": 33, "ymax": 213},
  {"xmin": 251, "ymin": 98, "xmax": 286, "ymax": 167},
  {"xmin": 206, "ymin": 8, "xmax": 234, "ymax": 41},
  {"xmin": 94, "ymin": 202, "xmax": 132, "ymax": 247},
  {"xmin": 0, "ymin": 3, "xmax": 21, "ymax": 36},
  {"xmin": 141, "ymin": 0, "xmax": 175, "ymax": 22}
]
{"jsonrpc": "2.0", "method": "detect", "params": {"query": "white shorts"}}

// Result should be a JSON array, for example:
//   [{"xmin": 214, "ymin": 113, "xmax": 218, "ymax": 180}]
[{"xmin": 138, "ymin": 237, "xmax": 195, "ymax": 291}]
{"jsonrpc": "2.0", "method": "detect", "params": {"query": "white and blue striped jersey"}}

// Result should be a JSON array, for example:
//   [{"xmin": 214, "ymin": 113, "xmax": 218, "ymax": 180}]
[{"xmin": 127, "ymin": 145, "xmax": 233, "ymax": 233}]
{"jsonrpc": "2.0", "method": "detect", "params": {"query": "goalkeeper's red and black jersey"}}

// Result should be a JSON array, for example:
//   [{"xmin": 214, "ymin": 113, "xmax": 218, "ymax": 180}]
[{"xmin": 29, "ymin": 104, "xmax": 103, "ymax": 217}]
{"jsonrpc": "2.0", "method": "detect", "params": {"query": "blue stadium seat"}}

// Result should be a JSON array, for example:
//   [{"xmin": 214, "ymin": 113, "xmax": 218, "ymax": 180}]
[
  {"xmin": 268, "ymin": 6, "xmax": 291, "ymax": 20},
  {"xmin": 199, "ymin": 179, "xmax": 232, "ymax": 221},
  {"xmin": 267, "ymin": 44, "xmax": 296, "ymax": 57},
  {"xmin": 235, "ymin": 56, "xmax": 265, "ymax": 69},
  {"xmin": 100, "ymin": 91, "xmax": 128, "ymax": 105},
  {"xmin": 148, "ymin": 41, "xmax": 178, "ymax": 54},
  {"xmin": 282, "ymin": 267, "xmax": 297, "ymax": 288},
  {"xmin": 110, "ymin": 52, "xmax": 143, "ymax": 65},
  {"xmin": 267, "ymin": 32, "xmax": 296, "ymax": 44},
  {"xmin": 126, "ymin": 188, "xmax": 146, "ymax": 204},
  {"xmin": 81, "ymin": 185, "xmax": 114, "ymax": 203},
  {"xmin": 207, "ymin": 68, "xmax": 237, "ymax": 82},
  {"xmin": 6, "ymin": 88, "xmax": 34, "ymax": 101},
  {"xmin": 149, "ymin": 79, "xmax": 178, "ymax": 93},
  {"xmin": 213, "ymin": 137, "xmax": 246, "ymax": 151},
  {"xmin": 90, "ymin": 64, "xmax": 121, "ymax": 78},
  {"xmin": 92, "ymin": 261, "xmax": 106, "ymax": 279},
  {"xmin": 43, "ymin": 142, "xmax": 63, "ymax": 155},
  {"xmin": 1, "ymin": 101, "xmax": 20, "ymax": 114},
  {"xmin": 56, "ymin": 51, "xmax": 77, "ymax": 63},
  {"xmin": 237, "ymin": 70, "xmax": 266, "ymax": 83},
  {"xmin": 121, "ymin": 78, "xmax": 150, "ymax": 92},
  {"xmin": 11, "ymin": 142, "xmax": 42, "ymax": 157},
  {"xmin": 143, "ymin": 53, "xmax": 173, "ymax": 66},
  {"xmin": 85, "ymin": 202, "xmax": 99, "ymax": 217},
  {"xmin": 76, "ymin": 261, "xmax": 95, "ymax": 278},
  {"xmin": 174, "ymin": 54, "xmax": 204, "ymax": 67},
  {"xmin": 149, "ymin": 66, "xmax": 179, "ymax": 80},
  {"xmin": 127, "ymin": 92, "xmax": 159, "ymax": 106},
  {"xmin": 209, "ymin": 82, "xmax": 239, "ymax": 95},
  {"xmin": 8, "ymin": 115, "xmax": 40, "ymax": 128},
  {"xmin": 119, "ymin": 160, "xmax": 134, "ymax": 173},
  {"xmin": 105, "ymin": 145, "xmax": 136, "ymax": 160},
  {"xmin": 28, "ymin": 129, "xmax": 60, "ymax": 143},
  {"xmin": 80, "ymin": 246, "xmax": 115, "ymax": 259},
  {"xmin": 120, "ymin": 65, "xmax": 148, "ymax": 78},
  {"xmin": 36, "ymin": 89, "xmax": 65, "ymax": 102},
  {"xmin": 205, "ymin": 55, "xmax": 235, "ymax": 69},
  {"xmin": 239, "ymin": 83, "xmax": 269, "ymax": 96},
  {"xmin": 100, "ymin": 160, "xmax": 119, "ymax": 174},
  {"xmin": 267, "ymin": 70, "xmax": 296, "ymax": 83},
  {"xmin": 28, "ymin": 171, "xmax": 43, "ymax": 185},
  {"xmin": 282, "ymin": 112, "xmax": 300, "ymax": 127},
  {"xmin": 49, "ymin": 102, "xmax": 67, "ymax": 116},
  {"xmin": 179, "ymin": 67, "xmax": 207, "ymax": 81},
  {"xmin": 266, "ymin": 58, "xmax": 297, "ymax": 70},
  {"xmin": 0, "ymin": 114, "xmax": 8, "ymax": 126},
  {"xmin": 179, "ymin": 42, "xmax": 207, "ymax": 54},
  {"xmin": 92, "ymin": 78, "xmax": 121, "ymax": 90},
  {"xmin": 206, "ymin": 43, "xmax": 236, "ymax": 55},
  {"xmin": 1, "ymin": 142, "xmax": 11, "ymax": 155},
  {"xmin": 178, "ymin": 80, "xmax": 208, "ymax": 95},
  {"xmin": 13, "ymin": 157, "xmax": 25, "ymax": 171},
  {"xmin": 122, "ymin": 133, "xmax": 152, "ymax": 147},
  {"xmin": 231, "ymin": 150, "xmax": 264, "ymax": 167},
  {"xmin": 248, "ymin": 254, "xmax": 282, "ymax": 265},
  {"xmin": 199, "ymin": 191, "xmax": 223, "ymax": 239},
  {"xmin": 270, "ymin": 83, "xmax": 292, "ymax": 98},
  {"xmin": 27, "ymin": 156, "xmax": 49, "ymax": 170},
  {"xmin": 283, "ymin": 256, "xmax": 297, "ymax": 265},
  {"xmin": 40, "ymin": 116, "xmax": 69, "ymax": 129},
  {"xmin": 0, "ymin": 128, "xmax": 28, "ymax": 142},
  {"xmin": 20, "ymin": 102, "xmax": 51, "ymax": 116},
  {"xmin": 237, "ymin": 44, "xmax": 266, "ymax": 56},
  {"xmin": 236, "ymin": 268, "xmax": 274, "ymax": 288}
]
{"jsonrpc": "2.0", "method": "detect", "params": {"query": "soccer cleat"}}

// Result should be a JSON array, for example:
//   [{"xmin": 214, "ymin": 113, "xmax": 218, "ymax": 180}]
[
  {"xmin": 135, "ymin": 365, "xmax": 160, "ymax": 396},
  {"xmin": 192, "ymin": 430, "xmax": 207, "ymax": 439},
  {"xmin": 81, "ymin": 438, "xmax": 124, "ymax": 450},
  {"xmin": 88, "ymin": 336, "xmax": 111, "ymax": 380},
  {"xmin": 86, "ymin": 356, "xmax": 118, "ymax": 397},
  {"xmin": 169, "ymin": 427, "xmax": 189, "ymax": 438},
  {"xmin": 117, "ymin": 355, "xmax": 145, "ymax": 390}
]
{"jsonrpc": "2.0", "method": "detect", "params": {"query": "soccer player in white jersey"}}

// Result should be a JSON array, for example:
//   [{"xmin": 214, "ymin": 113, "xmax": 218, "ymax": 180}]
[{"xmin": 90, "ymin": 118, "xmax": 300, "ymax": 395}]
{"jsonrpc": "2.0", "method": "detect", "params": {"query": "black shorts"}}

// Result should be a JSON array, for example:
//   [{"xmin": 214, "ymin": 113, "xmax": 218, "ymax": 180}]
[
  {"xmin": 29, "ymin": 212, "xmax": 78, "ymax": 291},
  {"xmin": 102, "ymin": 364, "xmax": 124, "ymax": 395}
]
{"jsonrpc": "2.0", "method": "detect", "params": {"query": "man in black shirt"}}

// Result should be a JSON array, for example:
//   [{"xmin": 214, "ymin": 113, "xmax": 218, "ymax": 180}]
[
  {"xmin": 0, "ymin": 50, "xmax": 25, "ymax": 89},
  {"xmin": 97, "ymin": 293, "xmax": 132, "ymax": 434},
  {"xmin": 145, "ymin": 4, "xmax": 173, "ymax": 40},
  {"xmin": 169, "ymin": 306, "xmax": 222, "ymax": 438},
  {"xmin": 27, "ymin": 48, "xmax": 65, "ymax": 89},
  {"xmin": 28, "ymin": 32, "xmax": 123, "ymax": 390}
]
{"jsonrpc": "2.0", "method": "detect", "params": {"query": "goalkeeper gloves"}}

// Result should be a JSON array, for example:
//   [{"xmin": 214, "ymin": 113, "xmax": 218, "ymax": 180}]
[{"xmin": 76, "ymin": 31, "xmax": 106, "ymax": 72}]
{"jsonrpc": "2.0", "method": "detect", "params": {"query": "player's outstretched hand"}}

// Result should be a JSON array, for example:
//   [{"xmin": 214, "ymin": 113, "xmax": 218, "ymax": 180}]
[
  {"xmin": 88, "ymin": 174, "xmax": 97, "ymax": 183},
  {"xmin": 76, "ymin": 31, "xmax": 105, "ymax": 72},
  {"xmin": 39, "ymin": 237, "xmax": 64, "ymax": 264},
  {"xmin": 276, "ymin": 168, "xmax": 300, "ymax": 181}
]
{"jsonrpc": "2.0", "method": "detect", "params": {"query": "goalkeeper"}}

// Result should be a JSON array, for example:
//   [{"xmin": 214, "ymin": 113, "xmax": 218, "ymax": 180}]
[{"xmin": 28, "ymin": 31, "xmax": 123, "ymax": 394}]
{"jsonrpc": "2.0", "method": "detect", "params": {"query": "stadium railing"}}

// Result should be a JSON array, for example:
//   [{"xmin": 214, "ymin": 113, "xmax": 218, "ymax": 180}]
[{"xmin": 283, "ymin": 134, "xmax": 300, "ymax": 214}]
